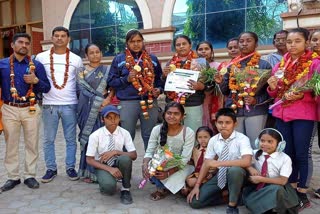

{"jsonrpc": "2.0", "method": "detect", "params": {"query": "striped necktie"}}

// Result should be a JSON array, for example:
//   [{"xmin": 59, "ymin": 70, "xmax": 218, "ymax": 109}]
[
  {"xmin": 106, "ymin": 134, "xmax": 117, "ymax": 166},
  {"xmin": 217, "ymin": 143, "xmax": 229, "ymax": 189}
]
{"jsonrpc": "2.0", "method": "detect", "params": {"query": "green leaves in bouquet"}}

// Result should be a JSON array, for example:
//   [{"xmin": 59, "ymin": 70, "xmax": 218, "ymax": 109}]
[{"xmin": 199, "ymin": 67, "xmax": 218, "ymax": 84}]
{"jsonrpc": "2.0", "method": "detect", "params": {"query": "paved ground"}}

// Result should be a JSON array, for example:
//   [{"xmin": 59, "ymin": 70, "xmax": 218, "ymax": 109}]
[{"xmin": 0, "ymin": 120, "xmax": 319, "ymax": 214}]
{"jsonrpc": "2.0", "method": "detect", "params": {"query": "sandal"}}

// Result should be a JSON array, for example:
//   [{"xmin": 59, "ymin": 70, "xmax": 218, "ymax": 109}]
[{"xmin": 150, "ymin": 189, "xmax": 169, "ymax": 201}]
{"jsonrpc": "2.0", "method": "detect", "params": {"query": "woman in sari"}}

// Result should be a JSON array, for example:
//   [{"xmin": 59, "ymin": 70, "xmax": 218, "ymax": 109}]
[
  {"xmin": 162, "ymin": 35, "xmax": 206, "ymax": 132},
  {"xmin": 77, "ymin": 43, "xmax": 114, "ymax": 182}
]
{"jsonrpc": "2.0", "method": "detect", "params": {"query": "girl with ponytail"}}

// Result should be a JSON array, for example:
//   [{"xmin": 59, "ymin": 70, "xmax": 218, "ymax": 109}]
[{"xmin": 142, "ymin": 102, "xmax": 195, "ymax": 200}]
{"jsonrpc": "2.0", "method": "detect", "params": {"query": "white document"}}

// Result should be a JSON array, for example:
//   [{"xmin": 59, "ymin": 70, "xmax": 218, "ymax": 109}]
[{"xmin": 164, "ymin": 69, "xmax": 200, "ymax": 93}]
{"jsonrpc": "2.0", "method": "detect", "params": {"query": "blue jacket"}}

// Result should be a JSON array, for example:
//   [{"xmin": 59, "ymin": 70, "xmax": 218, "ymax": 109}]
[
  {"xmin": 0, "ymin": 56, "xmax": 51, "ymax": 102},
  {"xmin": 107, "ymin": 51, "xmax": 164, "ymax": 100},
  {"xmin": 220, "ymin": 57, "xmax": 272, "ymax": 117}
]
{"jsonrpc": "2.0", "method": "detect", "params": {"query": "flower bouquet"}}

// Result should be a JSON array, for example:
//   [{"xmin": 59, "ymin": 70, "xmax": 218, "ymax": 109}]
[
  {"xmin": 231, "ymin": 66, "xmax": 271, "ymax": 111},
  {"xmin": 199, "ymin": 67, "xmax": 218, "ymax": 84},
  {"xmin": 139, "ymin": 145, "xmax": 185, "ymax": 189},
  {"xmin": 269, "ymin": 72, "xmax": 320, "ymax": 110}
]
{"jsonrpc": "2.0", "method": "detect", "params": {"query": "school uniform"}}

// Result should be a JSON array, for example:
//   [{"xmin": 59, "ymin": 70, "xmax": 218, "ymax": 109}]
[
  {"xmin": 86, "ymin": 126, "xmax": 136, "ymax": 194},
  {"xmin": 243, "ymin": 150, "xmax": 299, "ymax": 214},
  {"xmin": 190, "ymin": 131, "xmax": 253, "ymax": 209}
]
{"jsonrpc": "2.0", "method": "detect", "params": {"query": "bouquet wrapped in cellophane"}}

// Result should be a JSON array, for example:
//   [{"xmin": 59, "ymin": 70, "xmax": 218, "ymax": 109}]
[
  {"xmin": 232, "ymin": 66, "xmax": 271, "ymax": 111},
  {"xmin": 269, "ymin": 72, "xmax": 320, "ymax": 110},
  {"xmin": 139, "ymin": 145, "xmax": 185, "ymax": 189}
]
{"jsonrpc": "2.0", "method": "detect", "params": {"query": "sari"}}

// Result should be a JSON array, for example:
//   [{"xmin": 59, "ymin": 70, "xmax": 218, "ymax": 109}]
[{"xmin": 77, "ymin": 65, "xmax": 110, "ymax": 182}]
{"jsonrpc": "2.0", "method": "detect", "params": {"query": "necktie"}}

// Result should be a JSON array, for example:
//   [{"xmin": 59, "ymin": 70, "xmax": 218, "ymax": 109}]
[
  {"xmin": 217, "ymin": 143, "xmax": 229, "ymax": 189},
  {"xmin": 256, "ymin": 155, "xmax": 270, "ymax": 190},
  {"xmin": 195, "ymin": 148, "xmax": 205, "ymax": 173},
  {"xmin": 106, "ymin": 134, "xmax": 117, "ymax": 166}
]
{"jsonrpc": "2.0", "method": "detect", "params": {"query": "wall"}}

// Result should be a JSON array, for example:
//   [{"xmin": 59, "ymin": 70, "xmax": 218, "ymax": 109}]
[
  {"xmin": 41, "ymin": 0, "xmax": 72, "ymax": 40},
  {"xmin": 32, "ymin": 28, "xmax": 43, "ymax": 55}
]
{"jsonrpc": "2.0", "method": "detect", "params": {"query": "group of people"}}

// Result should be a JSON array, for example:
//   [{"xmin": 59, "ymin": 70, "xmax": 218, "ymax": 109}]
[{"xmin": 0, "ymin": 25, "xmax": 319, "ymax": 214}]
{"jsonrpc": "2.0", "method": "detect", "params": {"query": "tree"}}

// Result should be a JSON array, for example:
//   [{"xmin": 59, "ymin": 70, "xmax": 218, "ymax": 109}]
[{"xmin": 181, "ymin": 0, "xmax": 287, "ymax": 48}]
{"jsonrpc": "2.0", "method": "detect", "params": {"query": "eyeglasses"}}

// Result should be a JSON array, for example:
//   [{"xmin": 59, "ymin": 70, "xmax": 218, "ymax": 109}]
[{"xmin": 274, "ymin": 38, "xmax": 286, "ymax": 43}]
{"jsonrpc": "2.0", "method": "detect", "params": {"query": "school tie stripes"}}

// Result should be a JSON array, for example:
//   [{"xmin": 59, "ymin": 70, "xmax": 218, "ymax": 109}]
[
  {"xmin": 106, "ymin": 134, "xmax": 117, "ymax": 166},
  {"xmin": 217, "ymin": 143, "xmax": 229, "ymax": 189},
  {"xmin": 256, "ymin": 155, "xmax": 270, "ymax": 190}
]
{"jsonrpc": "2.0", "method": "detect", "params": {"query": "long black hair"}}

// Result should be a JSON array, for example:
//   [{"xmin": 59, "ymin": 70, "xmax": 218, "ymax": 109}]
[
  {"xmin": 159, "ymin": 102, "xmax": 185, "ymax": 146},
  {"xmin": 255, "ymin": 129, "xmax": 282, "ymax": 160}
]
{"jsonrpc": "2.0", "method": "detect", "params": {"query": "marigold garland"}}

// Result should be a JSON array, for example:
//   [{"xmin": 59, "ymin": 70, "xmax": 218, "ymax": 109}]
[
  {"xmin": 50, "ymin": 47, "xmax": 69, "ymax": 90},
  {"xmin": 166, "ymin": 50, "xmax": 198, "ymax": 104},
  {"xmin": 125, "ymin": 48, "xmax": 155, "ymax": 119},
  {"xmin": 277, "ymin": 50, "xmax": 318, "ymax": 106},
  {"xmin": 9, "ymin": 54, "xmax": 37, "ymax": 113},
  {"xmin": 228, "ymin": 52, "xmax": 261, "ymax": 111}
]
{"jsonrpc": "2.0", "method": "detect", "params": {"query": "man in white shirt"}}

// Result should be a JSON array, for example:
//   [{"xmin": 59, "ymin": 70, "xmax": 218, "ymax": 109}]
[
  {"xmin": 36, "ymin": 26, "xmax": 83, "ymax": 182},
  {"xmin": 187, "ymin": 108, "xmax": 253, "ymax": 214},
  {"xmin": 86, "ymin": 105, "xmax": 137, "ymax": 205}
]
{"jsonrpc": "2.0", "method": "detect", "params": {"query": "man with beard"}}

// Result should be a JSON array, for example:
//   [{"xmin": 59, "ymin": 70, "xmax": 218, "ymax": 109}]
[{"xmin": 0, "ymin": 33, "xmax": 51, "ymax": 192}]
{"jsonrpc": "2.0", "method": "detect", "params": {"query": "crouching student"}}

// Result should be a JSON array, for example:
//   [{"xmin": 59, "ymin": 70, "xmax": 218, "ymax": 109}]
[
  {"xmin": 187, "ymin": 108, "xmax": 253, "ymax": 214},
  {"xmin": 243, "ymin": 128, "xmax": 299, "ymax": 214},
  {"xmin": 86, "ymin": 105, "xmax": 137, "ymax": 205}
]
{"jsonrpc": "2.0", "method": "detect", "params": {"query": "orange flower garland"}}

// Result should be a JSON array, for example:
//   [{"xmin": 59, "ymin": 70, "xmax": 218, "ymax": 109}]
[
  {"xmin": 229, "ymin": 52, "xmax": 261, "ymax": 111},
  {"xmin": 277, "ymin": 50, "xmax": 318, "ymax": 106},
  {"xmin": 50, "ymin": 47, "xmax": 69, "ymax": 90},
  {"xmin": 9, "ymin": 54, "xmax": 37, "ymax": 113},
  {"xmin": 125, "ymin": 48, "xmax": 155, "ymax": 119},
  {"xmin": 166, "ymin": 50, "xmax": 198, "ymax": 104}
]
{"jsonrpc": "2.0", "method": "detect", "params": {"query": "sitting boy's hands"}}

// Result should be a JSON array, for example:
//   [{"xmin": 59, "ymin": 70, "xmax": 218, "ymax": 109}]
[
  {"xmin": 249, "ymin": 175, "xmax": 263, "ymax": 184},
  {"xmin": 108, "ymin": 167, "xmax": 123, "ymax": 179},
  {"xmin": 99, "ymin": 151, "xmax": 117, "ymax": 163},
  {"xmin": 247, "ymin": 167, "xmax": 260, "ymax": 176}
]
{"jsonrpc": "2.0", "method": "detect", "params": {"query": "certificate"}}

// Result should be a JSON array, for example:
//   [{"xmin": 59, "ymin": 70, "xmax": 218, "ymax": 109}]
[{"xmin": 164, "ymin": 69, "xmax": 200, "ymax": 93}]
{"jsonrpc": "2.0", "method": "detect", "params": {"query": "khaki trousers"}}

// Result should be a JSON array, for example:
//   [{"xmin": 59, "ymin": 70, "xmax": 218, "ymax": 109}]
[{"xmin": 1, "ymin": 104, "xmax": 41, "ymax": 180}]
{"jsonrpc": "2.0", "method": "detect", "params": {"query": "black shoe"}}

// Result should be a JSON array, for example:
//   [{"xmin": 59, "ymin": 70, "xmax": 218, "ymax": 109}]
[
  {"xmin": 0, "ymin": 179, "xmax": 21, "ymax": 192},
  {"xmin": 24, "ymin": 178, "xmax": 39, "ymax": 189},
  {"xmin": 120, "ymin": 190, "xmax": 133, "ymax": 205},
  {"xmin": 226, "ymin": 206, "xmax": 239, "ymax": 214}
]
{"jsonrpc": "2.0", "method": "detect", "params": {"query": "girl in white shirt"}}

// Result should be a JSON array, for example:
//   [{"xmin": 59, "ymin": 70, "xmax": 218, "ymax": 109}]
[{"xmin": 243, "ymin": 128, "xmax": 299, "ymax": 214}]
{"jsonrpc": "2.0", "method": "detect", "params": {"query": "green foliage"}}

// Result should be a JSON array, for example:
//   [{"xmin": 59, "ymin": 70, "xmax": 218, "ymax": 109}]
[{"xmin": 181, "ymin": 0, "xmax": 287, "ymax": 47}]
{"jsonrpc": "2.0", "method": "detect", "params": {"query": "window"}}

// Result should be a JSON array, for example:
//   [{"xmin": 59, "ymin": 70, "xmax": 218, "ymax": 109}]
[
  {"xmin": 69, "ymin": 0, "xmax": 143, "ymax": 58},
  {"xmin": 172, "ymin": 0, "xmax": 287, "ymax": 49}
]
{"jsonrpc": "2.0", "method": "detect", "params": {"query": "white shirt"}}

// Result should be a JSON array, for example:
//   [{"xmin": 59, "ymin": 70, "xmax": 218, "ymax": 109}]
[
  {"xmin": 36, "ymin": 50, "xmax": 83, "ymax": 105},
  {"xmin": 253, "ymin": 150, "xmax": 292, "ymax": 178},
  {"xmin": 205, "ymin": 131, "xmax": 253, "ymax": 161},
  {"xmin": 86, "ymin": 126, "xmax": 136, "ymax": 161}
]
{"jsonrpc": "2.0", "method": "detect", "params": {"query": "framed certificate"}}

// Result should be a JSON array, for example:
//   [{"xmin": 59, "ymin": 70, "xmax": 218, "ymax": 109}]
[{"xmin": 164, "ymin": 69, "xmax": 200, "ymax": 93}]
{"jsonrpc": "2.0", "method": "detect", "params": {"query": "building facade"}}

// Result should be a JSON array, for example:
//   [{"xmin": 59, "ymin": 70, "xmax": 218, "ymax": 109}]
[{"xmin": 1, "ymin": 0, "xmax": 320, "ymax": 62}]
